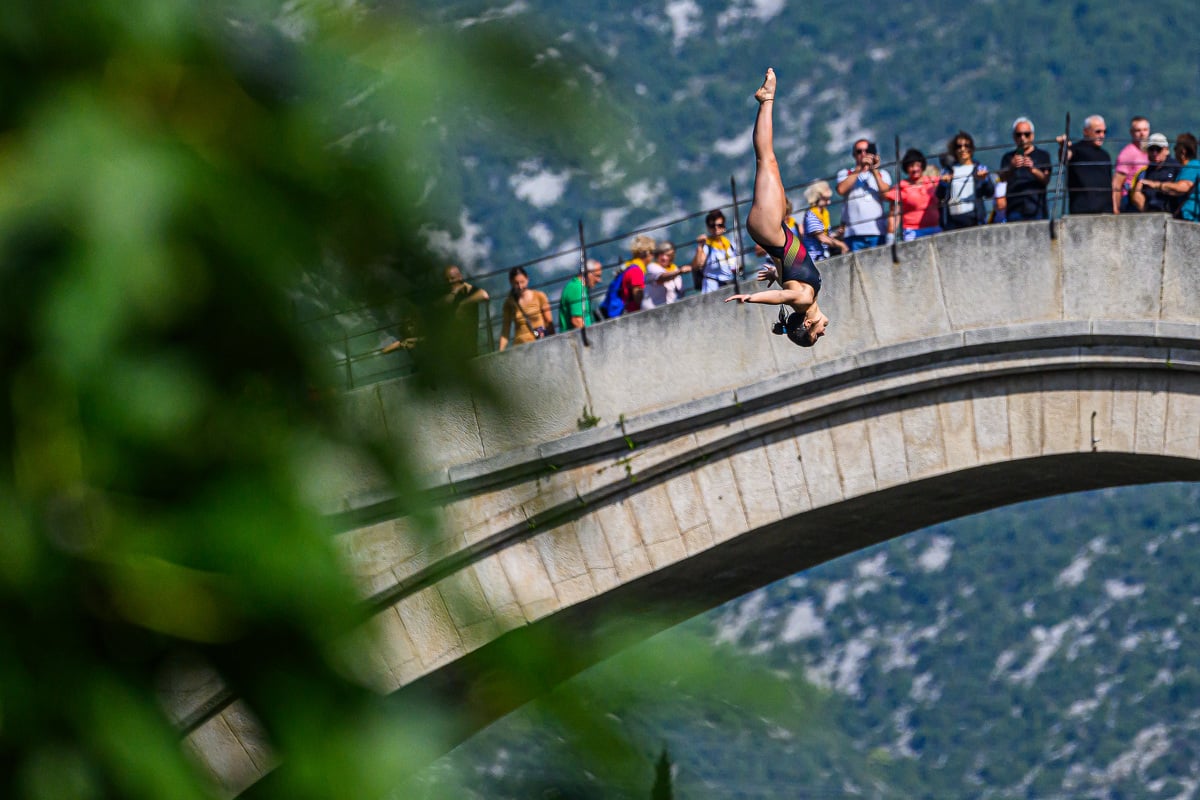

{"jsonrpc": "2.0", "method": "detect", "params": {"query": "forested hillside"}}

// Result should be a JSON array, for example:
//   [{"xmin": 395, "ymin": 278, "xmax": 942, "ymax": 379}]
[{"xmin": 419, "ymin": 483, "xmax": 1200, "ymax": 799}]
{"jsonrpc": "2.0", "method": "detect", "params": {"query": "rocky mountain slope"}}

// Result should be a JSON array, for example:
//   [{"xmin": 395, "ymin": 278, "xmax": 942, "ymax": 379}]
[{"xmin": 422, "ymin": 483, "xmax": 1200, "ymax": 799}]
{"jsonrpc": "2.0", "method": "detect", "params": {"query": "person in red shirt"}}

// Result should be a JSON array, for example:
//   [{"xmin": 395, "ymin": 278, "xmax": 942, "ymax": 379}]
[{"xmin": 885, "ymin": 148, "xmax": 941, "ymax": 240}]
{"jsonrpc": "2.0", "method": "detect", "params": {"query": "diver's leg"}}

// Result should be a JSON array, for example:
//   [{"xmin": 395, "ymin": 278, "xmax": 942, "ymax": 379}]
[{"xmin": 746, "ymin": 68, "xmax": 787, "ymax": 250}]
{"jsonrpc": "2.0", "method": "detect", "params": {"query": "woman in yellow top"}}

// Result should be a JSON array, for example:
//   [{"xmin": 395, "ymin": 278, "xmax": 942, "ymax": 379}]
[{"xmin": 499, "ymin": 267, "xmax": 553, "ymax": 351}]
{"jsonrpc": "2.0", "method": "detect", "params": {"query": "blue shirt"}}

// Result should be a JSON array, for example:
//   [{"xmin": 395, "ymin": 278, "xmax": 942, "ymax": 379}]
[{"xmin": 1178, "ymin": 160, "xmax": 1200, "ymax": 221}]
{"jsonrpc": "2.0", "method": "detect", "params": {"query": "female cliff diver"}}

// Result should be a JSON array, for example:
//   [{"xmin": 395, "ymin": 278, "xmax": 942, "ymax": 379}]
[{"xmin": 725, "ymin": 68, "xmax": 829, "ymax": 348}]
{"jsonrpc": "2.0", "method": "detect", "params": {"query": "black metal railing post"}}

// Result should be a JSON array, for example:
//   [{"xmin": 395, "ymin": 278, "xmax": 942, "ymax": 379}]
[
  {"xmin": 577, "ymin": 218, "xmax": 590, "ymax": 347},
  {"xmin": 1052, "ymin": 111, "xmax": 1071, "ymax": 239},
  {"xmin": 892, "ymin": 134, "xmax": 902, "ymax": 264},
  {"xmin": 730, "ymin": 175, "xmax": 745, "ymax": 293}
]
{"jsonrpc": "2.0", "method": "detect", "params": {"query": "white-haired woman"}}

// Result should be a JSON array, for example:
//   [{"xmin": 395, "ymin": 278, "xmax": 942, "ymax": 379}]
[{"xmin": 800, "ymin": 180, "xmax": 848, "ymax": 261}]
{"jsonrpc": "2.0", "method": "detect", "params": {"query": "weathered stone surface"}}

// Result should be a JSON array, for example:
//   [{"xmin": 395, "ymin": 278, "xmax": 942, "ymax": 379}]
[{"xmin": 191, "ymin": 216, "xmax": 1200, "ymax": 798}]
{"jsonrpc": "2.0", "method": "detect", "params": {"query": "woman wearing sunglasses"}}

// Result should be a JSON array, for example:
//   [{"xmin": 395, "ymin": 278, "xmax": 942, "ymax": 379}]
[{"xmin": 937, "ymin": 131, "xmax": 995, "ymax": 231}]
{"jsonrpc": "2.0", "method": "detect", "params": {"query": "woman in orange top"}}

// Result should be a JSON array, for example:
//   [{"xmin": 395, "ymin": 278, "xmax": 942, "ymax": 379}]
[
  {"xmin": 499, "ymin": 267, "xmax": 553, "ymax": 351},
  {"xmin": 885, "ymin": 148, "xmax": 941, "ymax": 240}
]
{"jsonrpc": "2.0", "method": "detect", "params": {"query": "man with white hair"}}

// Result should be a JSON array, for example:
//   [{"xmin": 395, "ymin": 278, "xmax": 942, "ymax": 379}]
[
  {"xmin": 1060, "ymin": 115, "xmax": 1114, "ymax": 215},
  {"xmin": 558, "ymin": 258, "xmax": 603, "ymax": 331},
  {"xmin": 998, "ymin": 117, "xmax": 1053, "ymax": 221}
]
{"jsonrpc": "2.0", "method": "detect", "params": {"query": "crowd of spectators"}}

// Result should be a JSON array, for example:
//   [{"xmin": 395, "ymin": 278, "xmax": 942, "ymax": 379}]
[{"xmin": 389, "ymin": 116, "xmax": 1199, "ymax": 357}]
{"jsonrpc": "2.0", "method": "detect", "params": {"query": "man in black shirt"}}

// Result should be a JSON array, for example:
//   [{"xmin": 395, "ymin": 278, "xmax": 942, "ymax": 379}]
[
  {"xmin": 1128, "ymin": 132, "xmax": 1182, "ymax": 214},
  {"xmin": 998, "ymin": 116, "xmax": 1053, "ymax": 220},
  {"xmin": 1062, "ymin": 115, "xmax": 1114, "ymax": 215}
]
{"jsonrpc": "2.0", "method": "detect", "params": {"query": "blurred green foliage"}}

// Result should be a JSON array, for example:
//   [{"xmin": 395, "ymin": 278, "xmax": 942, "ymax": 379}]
[
  {"xmin": 0, "ymin": 2, "xmax": 807, "ymax": 798},
  {"xmin": 0, "ymin": 0, "xmax": 607, "ymax": 797}
]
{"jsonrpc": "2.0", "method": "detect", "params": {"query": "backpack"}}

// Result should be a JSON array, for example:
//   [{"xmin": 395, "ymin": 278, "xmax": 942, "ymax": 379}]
[{"xmin": 598, "ymin": 267, "xmax": 629, "ymax": 319}]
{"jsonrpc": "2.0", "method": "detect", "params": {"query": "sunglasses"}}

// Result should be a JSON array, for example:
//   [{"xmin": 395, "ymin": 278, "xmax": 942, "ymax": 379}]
[
  {"xmin": 1148, "ymin": 145, "xmax": 1166, "ymax": 152},
  {"xmin": 854, "ymin": 148, "xmax": 870, "ymax": 154},
  {"xmin": 1014, "ymin": 131, "xmax": 1033, "ymax": 138},
  {"xmin": 955, "ymin": 143, "xmax": 972, "ymax": 150}
]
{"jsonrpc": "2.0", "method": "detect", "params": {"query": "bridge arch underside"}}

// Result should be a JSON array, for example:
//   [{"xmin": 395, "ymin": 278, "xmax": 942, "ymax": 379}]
[
  {"xmin": 347, "ymin": 344, "xmax": 1200, "ymax": 741},
  {"xmin": 191, "ymin": 330, "xmax": 1200, "ymax": 795}
]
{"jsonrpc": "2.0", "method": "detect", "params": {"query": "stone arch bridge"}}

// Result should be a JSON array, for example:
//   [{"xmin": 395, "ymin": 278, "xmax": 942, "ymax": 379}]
[{"xmin": 180, "ymin": 215, "xmax": 1200, "ymax": 795}]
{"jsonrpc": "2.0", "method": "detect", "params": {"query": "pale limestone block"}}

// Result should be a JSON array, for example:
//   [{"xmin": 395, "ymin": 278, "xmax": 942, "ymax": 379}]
[
  {"xmin": 518, "ymin": 596, "xmax": 560, "ymax": 624},
  {"xmin": 590, "ymin": 565, "xmax": 620, "ymax": 593},
  {"xmin": 901, "ymin": 403, "xmax": 947, "ymax": 480},
  {"xmin": 692, "ymin": 416, "xmax": 748, "ymax": 451},
  {"xmin": 936, "ymin": 386, "xmax": 978, "ymax": 472},
  {"xmin": 865, "ymin": 403, "xmax": 909, "ymax": 490},
  {"xmin": 828, "ymin": 411, "xmax": 877, "ymax": 499},
  {"xmin": 390, "ymin": 527, "xmax": 467, "ymax": 586},
  {"xmin": 728, "ymin": 444, "xmax": 784, "ymax": 529},
  {"xmin": 664, "ymin": 472, "xmax": 709, "ymax": 532},
  {"xmin": 335, "ymin": 518, "xmax": 420, "ymax": 582},
  {"xmin": 624, "ymin": 430, "xmax": 707, "ymax": 478},
  {"xmin": 338, "ymin": 617, "xmax": 398, "ymax": 692},
  {"xmin": 1040, "ymin": 375, "xmax": 1082, "ymax": 454},
  {"xmin": 184, "ymin": 713, "xmax": 262, "ymax": 798},
  {"xmin": 1134, "ymin": 373, "xmax": 1170, "ymax": 455},
  {"xmin": 613, "ymin": 546, "xmax": 653, "ymax": 582},
  {"xmin": 437, "ymin": 569, "xmax": 493, "ymax": 630},
  {"xmin": 520, "ymin": 475, "xmax": 582, "ymax": 523},
  {"xmin": 489, "ymin": 602, "xmax": 527, "ymax": 634},
  {"xmin": 693, "ymin": 459, "xmax": 750, "ymax": 542},
  {"xmin": 460, "ymin": 617, "xmax": 504, "ymax": 652},
  {"xmin": 358, "ymin": 565, "xmax": 401, "ymax": 601},
  {"xmin": 569, "ymin": 451, "xmax": 642, "ymax": 499},
  {"xmin": 1075, "ymin": 371, "xmax": 1113, "ymax": 454},
  {"xmin": 553, "ymin": 572, "xmax": 598, "ymax": 606},
  {"xmin": 798, "ymin": 423, "xmax": 843, "ymax": 507},
  {"xmin": 631, "ymin": 484, "xmax": 684, "ymax": 546},
  {"xmin": 395, "ymin": 585, "xmax": 464, "ymax": 669},
  {"xmin": 971, "ymin": 389, "xmax": 1010, "ymax": 464},
  {"xmin": 646, "ymin": 537, "xmax": 688, "ymax": 570},
  {"xmin": 1164, "ymin": 375, "xmax": 1200, "ymax": 458},
  {"xmin": 531, "ymin": 524, "xmax": 590, "ymax": 584},
  {"xmin": 762, "ymin": 431, "xmax": 813, "ymax": 517},
  {"xmin": 681, "ymin": 522, "xmax": 716, "ymax": 555},
  {"xmin": 573, "ymin": 514, "xmax": 617, "ymax": 575},
  {"xmin": 1008, "ymin": 388, "xmax": 1046, "ymax": 460},
  {"xmin": 470, "ymin": 556, "xmax": 518, "ymax": 614},
  {"xmin": 222, "ymin": 701, "xmax": 274, "ymax": 774},
  {"xmin": 497, "ymin": 541, "xmax": 559, "ymax": 614},
  {"xmin": 365, "ymin": 606, "xmax": 419, "ymax": 686},
  {"xmin": 595, "ymin": 499, "xmax": 645, "ymax": 558},
  {"xmin": 462, "ymin": 503, "xmax": 527, "ymax": 547},
  {"xmin": 448, "ymin": 485, "xmax": 537, "ymax": 538},
  {"xmin": 158, "ymin": 658, "xmax": 225, "ymax": 728},
  {"xmin": 1107, "ymin": 374, "xmax": 1141, "ymax": 453}
]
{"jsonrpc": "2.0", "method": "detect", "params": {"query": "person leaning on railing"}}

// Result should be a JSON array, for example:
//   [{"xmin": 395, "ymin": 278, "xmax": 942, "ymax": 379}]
[
  {"xmin": 558, "ymin": 259, "xmax": 603, "ymax": 331},
  {"xmin": 1059, "ymin": 115, "xmax": 1115, "ymax": 216},
  {"xmin": 1127, "ymin": 133, "xmax": 1181, "ymax": 215},
  {"xmin": 998, "ymin": 117, "xmax": 1053, "ymax": 221},
  {"xmin": 885, "ymin": 149, "xmax": 941, "ymax": 240},
  {"xmin": 800, "ymin": 181, "xmax": 848, "ymax": 259},
  {"xmin": 1139, "ymin": 133, "xmax": 1200, "ymax": 222},
  {"xmin": 499, "ymin": 266, "xmax": 553, "ymax": 351},
  {"xmin": 642, "ymin": 241, "xmax": 691, "ymax": 308},
  {"xmin": 692, "ymin": 210, "xmax": 741, "ymax": 292}
]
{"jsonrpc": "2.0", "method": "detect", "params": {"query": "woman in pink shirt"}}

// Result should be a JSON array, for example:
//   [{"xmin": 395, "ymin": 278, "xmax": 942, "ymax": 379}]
[{"xmin": 886, "ymin": 148, "xmax": 941, "ymax": 240}]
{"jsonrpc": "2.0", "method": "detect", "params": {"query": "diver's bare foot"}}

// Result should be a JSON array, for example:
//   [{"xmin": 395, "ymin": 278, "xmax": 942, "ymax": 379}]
[{"xmin": 754, "ymin": 68, "xmax": 776, "ymax": 103}]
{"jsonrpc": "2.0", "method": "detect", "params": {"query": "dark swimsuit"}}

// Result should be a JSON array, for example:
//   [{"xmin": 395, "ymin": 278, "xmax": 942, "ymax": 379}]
[{"xmin": 763, "ymin": 225, "xmax": 821, "ymax": 293}]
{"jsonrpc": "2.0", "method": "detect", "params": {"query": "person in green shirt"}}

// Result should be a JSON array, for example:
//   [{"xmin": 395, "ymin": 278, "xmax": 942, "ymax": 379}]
[{"xmin": 558, "ymin": 259, "xmax": 603, "ymax": 332}]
